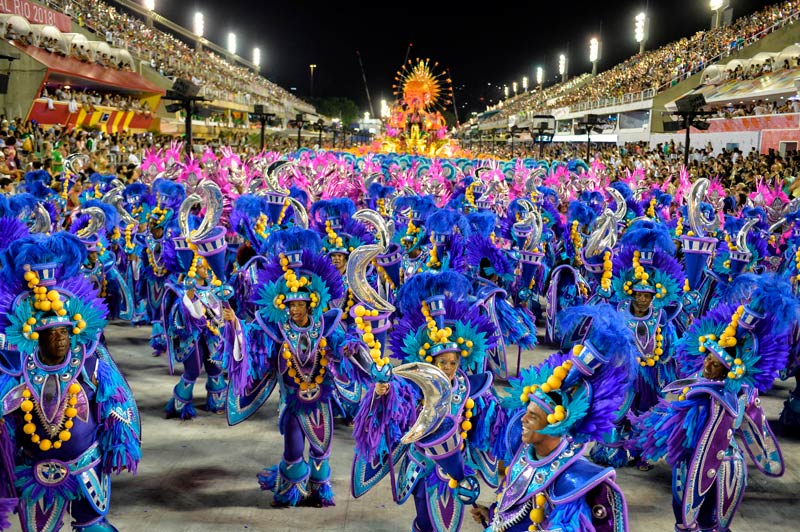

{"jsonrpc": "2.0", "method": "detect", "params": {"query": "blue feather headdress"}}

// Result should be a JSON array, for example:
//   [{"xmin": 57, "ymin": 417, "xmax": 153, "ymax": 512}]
[
  {"xmin": 231, "ymin": 194, "xmax": 272, "ymax": 244},
  {"xmin": 81, "ymin": 200, "xmax": 120, "ymax": 235},
  {"xmin": 0, "ymin": 232, "xmax": 107, "ymax": 355},
  {"xmin": 425, "ymin": 209, "xmax": 471, "ymax": 241},
  {"xmin": 464, "ymin": 234, "xmax": 514, "ymax": 282},
  {"xmin": 567, "ymin": 200, "xmax": 597, "ymax": 229},
  {"xmin": 390, "ymin": 271, "xmax": 495, "ymax": 373},
  {"xmin": 25, "ymin": 179, "xmax": 53, "ymax": 200},
  {"xmin": 466, "ymin": 211, "xmax": 498, "ymax": 238},
  {"xmin": 609, "ymin": 181, "xmax": 633, "ymax": 200},
  {"xmin": 9, "ymin": 193, "xmax": 40, "ymax": 220},
  {"xmin": 503, "ymin": 304, "xmax": 637, "ymax": 443},
  {"xmin": 677, "ymin": 273, "xmax": 797, "ymax": 394},
  {"xmin": 621, "ymin": 219, "xmax": 676, "ymax": 256},
  {"xmin": 252, "ymin": 228, "xmax": 342, "ymax": 324},
  {"xmin": 312, "ymin": 199, "xmax": 375, "ymax": 255}
]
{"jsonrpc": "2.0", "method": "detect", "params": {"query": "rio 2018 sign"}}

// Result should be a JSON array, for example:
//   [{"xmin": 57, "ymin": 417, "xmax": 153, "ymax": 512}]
[{"xmin": 0, "ymin": 0, "xmax": 72, "ymax": 33}]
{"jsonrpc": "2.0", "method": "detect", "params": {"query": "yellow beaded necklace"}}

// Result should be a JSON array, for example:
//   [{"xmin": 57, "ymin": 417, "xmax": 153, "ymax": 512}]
[{"xmin": 21, "ymin": 382, "xmax": 81, "ymax": 451}]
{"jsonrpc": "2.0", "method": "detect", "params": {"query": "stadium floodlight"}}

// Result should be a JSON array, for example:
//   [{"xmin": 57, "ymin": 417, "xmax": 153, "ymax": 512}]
[
  {"xmin": 143, "ymin": 0, "xmax": 155, "ymax": 11},
  {"xmin": 635, "ymin": 12, "xmax": 648, "ymax": 54},
  {"xmin": 227, "ymin": 32, "xmax": 237, "ymax": 55},
  {"xmin": 504, "ymin": 85, "xmax": 509, "ymax": 98},
  {"xmin": 558, "ymin": 54, "xmax": 568, "ymax": 82},
  {"xmin": 512, "ymin": 81, "xmax": 518, "ymax": 95},
  {"xmin": 193, "ymin": 12, "xmax": 204, "ymax": 37},
  {"xmin": 522, "ymin": 76, "xmax": 528, "ymax": 91},
  {"xmin": 253, "ymin": 47, "xmax": 261, "ymax": 68},
  {"xmin": 710, "ymin": 1, "xmax": 730, "ymax": 29},
  {"xmin": 380, "ymin": 99, "xmax": 390, "ymax": 119},
  {"xmin": 589, "ymin": 37, "xmax": 600, "ymax": 76},
  {"xmin": 536, "ymin": 66, "xmax": 543, "ymax": 87}
]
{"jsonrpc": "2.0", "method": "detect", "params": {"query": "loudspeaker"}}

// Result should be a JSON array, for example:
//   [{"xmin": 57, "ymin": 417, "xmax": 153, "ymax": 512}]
[
  {"xmin": 675, "ymin": 93, "xmax": 706, "ymax": 113},
  {"xmin": 171, "ymin": 78, "xmax": 200, "ymax": 98},
  {"xmin": 254, "ymin": 104, "xmax": 264, "ymax": 114},
  {"xmin": 0, "ymin": 73, "xmax": 8, "ymax": 94}
]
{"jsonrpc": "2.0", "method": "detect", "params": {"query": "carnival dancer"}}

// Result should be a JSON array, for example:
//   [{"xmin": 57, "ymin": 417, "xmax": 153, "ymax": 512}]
[
  {"xmin": 118, "ymin": 182, "xmax": 150, "ymax": 324},
  {"xmin": 68, "ymin": 202, "xmax": 132, "ymax": 322},
  {"xmin": 0, "ymin": 232, "xmax": 141, "ymax": 532},
  {"xmin": 352, "ymin": 271, "xmax": 505, "ymax": 532},
  {"xmin": 593, "ymin": 219, "xmax": 684, "ymax": 469},
  {"xmin": 310, "ymin": 198, "xmax": 374, "ymax": 421},
  {"xmin": 470, "ymin": 304, "xmax": 634, "ymax": 532},
  {"xmin": 544, "ymin": 200, "xmax": 595, "ymax": 344},
  {"xmin": 140, "ymin": 178, "xmax": 185, "ymax": 356},
  {"xmin": 393, "ymin": 195, "xmax": 435, "ymax": 282},
  {"xmin": 163, "ymin": 210, "xmax": 235, "ymax": 419},
  {"xmin": 464, "ymin": 216, "xmax": 537, "ymax": 379},
  {"xmin": 226, "ymin": 227, "xmax": 345, "ymax": 507},
  {"xmin": 629, "ymin": 273, "xmax": 795, "ymax": 532}
]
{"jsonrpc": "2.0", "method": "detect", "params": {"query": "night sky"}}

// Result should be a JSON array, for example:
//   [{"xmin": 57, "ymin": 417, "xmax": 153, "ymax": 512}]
[{"xmin": 151, "ymin": 0, "xmax": 779, "ymax": 118}]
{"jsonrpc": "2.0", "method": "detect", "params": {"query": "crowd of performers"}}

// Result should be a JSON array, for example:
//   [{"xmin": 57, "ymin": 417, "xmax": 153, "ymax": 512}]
[{"xmin": 0, "ymin": 143, "xmax": 797, "ymax": 532}]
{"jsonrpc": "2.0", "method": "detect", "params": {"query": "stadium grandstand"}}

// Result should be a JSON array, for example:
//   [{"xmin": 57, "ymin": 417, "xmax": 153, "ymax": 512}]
[
  {"xmin": 462, "ymin": 0, "xmax": 800, "ymax": 158},
  {"xmin": 0, "ymin": 0, "xmax": 320, "ymax": 141}
]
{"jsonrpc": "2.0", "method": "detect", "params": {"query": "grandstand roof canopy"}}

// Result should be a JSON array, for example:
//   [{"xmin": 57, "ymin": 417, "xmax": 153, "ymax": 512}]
[{"xmin": 17, "ymin": 43, "xmax": 164, "ymax": 95}]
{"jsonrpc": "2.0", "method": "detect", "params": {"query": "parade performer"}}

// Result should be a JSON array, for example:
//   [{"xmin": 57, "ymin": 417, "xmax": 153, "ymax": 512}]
[
  {"xmin": 629, "ymin": 273, "xmax": 795, "ymax": 532},
  {"xmin": 352, "ymin": 271, "xmax": 505, "ymax": 532},
  {"xmin": 464, "ymin": 214, "xmax": 537, "ymax": 378},
  {"xmin": 164, "ymin": 192, "xmax": 235, "ymax": 419},
  {"xmin": 69, "ymin": 202, "xmax": 133, "ymax": 322},
  {"xmin": 471, "ymin": 304, "xmax": 634, "ymax": 532},
  {"xmin": 310, "ymin": 198, "xmax": 374, "ymax": 421},
  {"xmin": 593, "ymin": 219, "xmax": 684, "ymax": 468},
  {"xmin": 141, "ymin": 178, "xmax": 185, "ymax": 357},
  {"xmin": 226, "ymin": 227, "xmax": 345, "ymax": 507},
  {"xmin": 393, "ymin": 195, "xmax": 435, "ymax": 282},
  {"xmin": 0, "ymin": 232, "xmax": 141, "ymax": 532}
]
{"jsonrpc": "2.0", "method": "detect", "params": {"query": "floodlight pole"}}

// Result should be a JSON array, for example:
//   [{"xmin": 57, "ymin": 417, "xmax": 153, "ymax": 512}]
[{"xmin": 671, "ymin": 110, "xmax": 715, "ymax": 168}]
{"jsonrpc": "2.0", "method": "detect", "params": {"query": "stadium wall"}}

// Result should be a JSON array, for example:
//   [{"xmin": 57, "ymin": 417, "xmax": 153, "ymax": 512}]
[{"xmin": 0, "ymin": 39, "xmax": 46, "ymax": 121}]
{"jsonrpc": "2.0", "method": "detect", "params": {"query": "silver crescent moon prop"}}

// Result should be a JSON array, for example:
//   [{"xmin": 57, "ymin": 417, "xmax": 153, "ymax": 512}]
[
  {"xmin": 354, "ymin": 209, "xmax": 389, "ymax": 248},
  {"xmin": 525, "ymin": 209, "xmax": 543, "ymax": 252},
  {"xmin": 29, "ymin": 203, "xmax": 51, "ymax": 234},
  {"xmin": 687, "ymin": 178, "xmax": 717, "ymax": 237},
  {"xmin": 107, "ymin": 192, "xmax": 137, "ymax": 226},
  {"xmin": 286, "ymin": 196, "xmax": 308, "ymax": 229},
  {"xmin": 363, "ymin": 172, "xmax": 384, "ymax": 191},
  {"xmin": 736, "ymin": 218, "xmax": 759, "ymax": 254},
  {"xmin": 345, "ymin": 246, "xmax": 396, "ymax": 314},
  {"xmin": 64, "ymin": 153, "xmax": 89, "ymax": 176},
  {"xmin": 76, "ymin": 207, "xmax": 106, "ymax": 239},
  {"xmin": 178, "ymin": 181, "xmax": 223, "ymax": 240},
  {"xmin": 768, "ymin": 217, "xmax": 787, "ymax": 234},
  {"xmin": 393, "ymin": 362, "xmax": 452, "ymax": 445},
  {"xmin": 265, "ymin": 161, "xmax": 291, "ymax": 194},
  {"xmin": 585, "ymin": 209, "xmax": 619, "ymax": 258},
  {"xmin": 100, "ymin": 183, "xmax": 124, "ymax": 204},
  {"xmin": 606, "ymin": 187, "xmax": 627, "ymax": 222}
]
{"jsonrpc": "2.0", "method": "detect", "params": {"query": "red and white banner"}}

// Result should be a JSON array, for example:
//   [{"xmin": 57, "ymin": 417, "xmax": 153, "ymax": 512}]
[{"xmin": 0, "ymin": 0, "xmax": 72, "ymax": 33}]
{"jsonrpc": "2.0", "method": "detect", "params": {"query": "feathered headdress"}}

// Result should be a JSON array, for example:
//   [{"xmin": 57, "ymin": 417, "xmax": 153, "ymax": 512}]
[
  {"xmin": 0, "ymin": 232, "xmax": 107, "ymax": 355},
  {"xmin": 677, "ymin": 273, "xmax": 798, "ymax": 394},
  {"xmin": 503, "ymin": 304, "xmax": 637, "ymax": 442},
  {"xmin": 389, "ymin": 271, "xmax": 496, "ymax": 373},
  {"xmin": 252, "ymin": 228, "xmax": 343, "ymax": 324}
]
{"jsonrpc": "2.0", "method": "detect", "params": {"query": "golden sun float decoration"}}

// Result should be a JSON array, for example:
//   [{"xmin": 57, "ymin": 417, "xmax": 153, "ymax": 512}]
[{"xmin": 375, "ymin": 58, "xmax": 463, "ymax": 157}]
